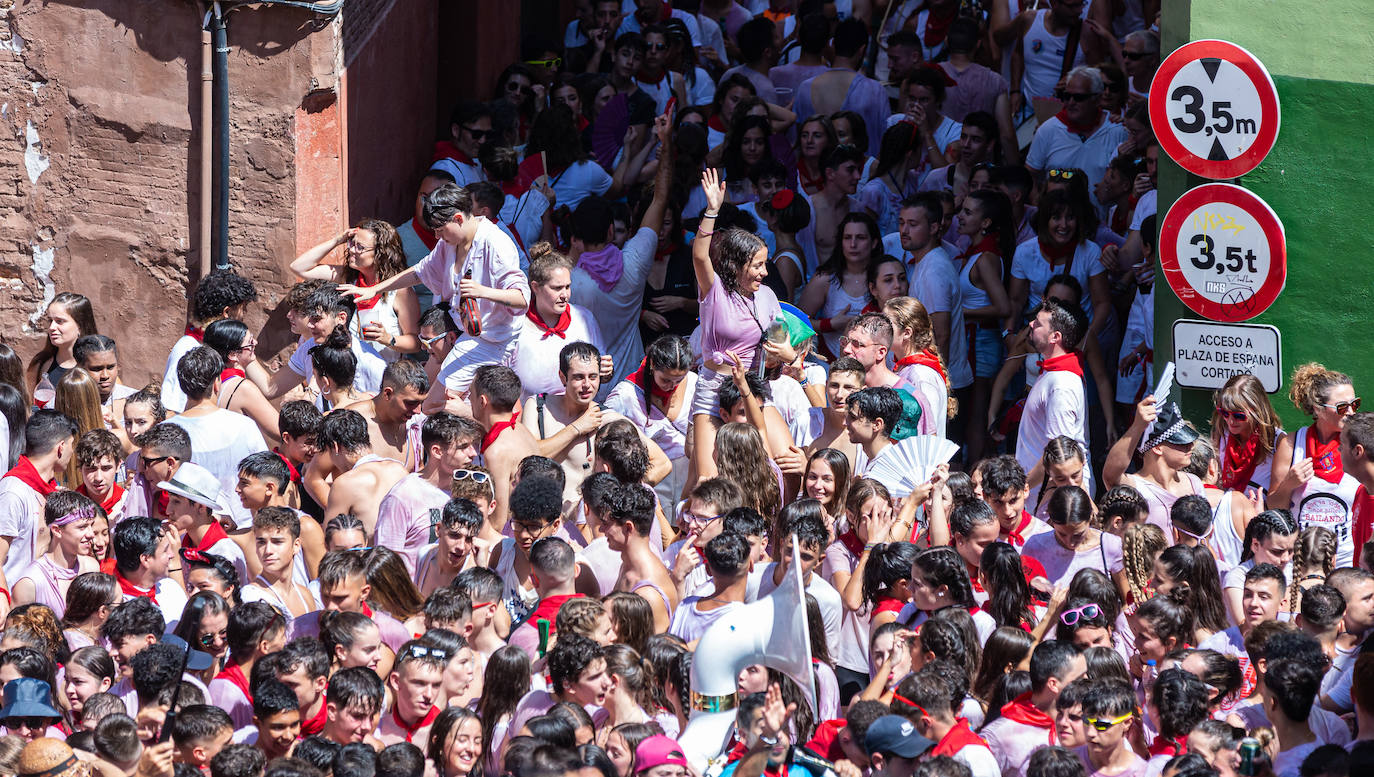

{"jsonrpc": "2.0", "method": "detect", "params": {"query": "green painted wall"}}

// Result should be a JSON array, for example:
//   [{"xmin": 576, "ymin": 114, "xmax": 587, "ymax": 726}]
[{"xmin": 1155, "ymin": 0, "xmax": 1374, "ymax": 431}]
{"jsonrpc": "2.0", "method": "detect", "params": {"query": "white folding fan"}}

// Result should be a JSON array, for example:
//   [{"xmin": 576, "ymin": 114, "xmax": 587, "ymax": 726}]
[{"xmin": 863, "ymin": 435, "xmax": 961, "ymax": 498}]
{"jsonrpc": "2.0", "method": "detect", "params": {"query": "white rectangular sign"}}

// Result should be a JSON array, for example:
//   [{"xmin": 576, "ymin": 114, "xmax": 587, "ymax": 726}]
[{"xmin": 1172, "ymin": 319, "xmax": 1282, "ymax": 393}]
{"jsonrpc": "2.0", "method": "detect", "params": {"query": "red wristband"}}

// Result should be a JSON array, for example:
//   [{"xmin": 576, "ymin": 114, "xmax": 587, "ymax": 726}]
[{"xmin": 818, "ymin": 317, "xmax": 833, "ymax": 333}]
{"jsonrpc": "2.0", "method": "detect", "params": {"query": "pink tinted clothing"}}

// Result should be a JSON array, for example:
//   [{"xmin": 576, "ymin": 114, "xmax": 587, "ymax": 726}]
[
  {"xmin": 291, "ymin": 608, "xmax": 412, "ymax": 654},
  {"xmin": 16, "ymin": 557, "xmax": 78, "ymax": 619},
  {"xmin": 0, "ymin": 476, "xmax": 45, "ymax": 585},
  {"xmin": 374, "ymin": 474, "xmax": 449, "ymax": 575},
  {"xmin": 938, "ymin": 61, "xmax": 1010, "ymax": 121},
  {"xmin": 981, "ymin": 713, "xmax": 1056, "ymax": 777},
  {"xmin": 698, "ymin": 279, "xmax": 781, "ymax": 369},
  {"xmin": 209, "ymin": 676, "xmax": 254, "ymax": 731},
  {"xmin": 412, "ymin": 218, "xmax": 530, "ymax": 343},
  {"xmin": 1076, "ymin": 748, "xmax": 1150, "ymax": 777}
]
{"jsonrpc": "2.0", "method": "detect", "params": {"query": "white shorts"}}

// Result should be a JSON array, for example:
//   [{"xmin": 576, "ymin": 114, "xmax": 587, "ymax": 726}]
[{"xmin": 438, "ymin": 335, "xmax": 520, "ymax": 396}]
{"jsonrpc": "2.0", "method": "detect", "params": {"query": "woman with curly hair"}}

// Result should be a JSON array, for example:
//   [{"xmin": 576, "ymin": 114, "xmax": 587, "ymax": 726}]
[{"xmin": 289, "ymin": 217, "xmax": 421, "ymax": 361}]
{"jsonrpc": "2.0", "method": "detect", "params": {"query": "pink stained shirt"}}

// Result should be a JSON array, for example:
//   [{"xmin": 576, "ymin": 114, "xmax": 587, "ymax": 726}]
[
  {"xmin": 413, "ymin": 217, "xmax": 530, "ymax": 344},
  {"xmin": 373, "ymin": 473, "xmax": 449, "ymax": 575},
  {"xmin": 291, "ymin": 607, "xmax": 413, "ymax": 654},
  {"xmin": 698, "ymin": 278, "xmax": 781, "ymax": 369}
]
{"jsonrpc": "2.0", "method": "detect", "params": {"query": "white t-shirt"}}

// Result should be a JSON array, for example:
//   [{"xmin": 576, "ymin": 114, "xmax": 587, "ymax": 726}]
[
  {"xmin": 512, "ymin": 305, "xmax": 605, "ymax": 399},
  {"xmin": 1011, "ymin": 239, "xmax": 1107, "ymax": 318},
  {"xmin": 159, "ymin": 334, "xmax": 201, "ymax": 413},
  {"xmin": 883, "ymin": 236, "xmax": 972, "ymax": 390},
  {"xmin": 550, "ymin": 160, "xmax": 613, "ymax": 212},
  {"xmin": 754, "ymin": 564, "xmax": 842, "ymax": 660},
  {"xmin": 1026, "ymin": 114, "xmax": 1129, "ymax": 200},
  {"xmin": 287, "ymin": 331, "xmax": 387, "ymax": 395},
  {"xmin": 768, "ymin": 375, "xmax": 812, "ymax": 445},
  {"xmin": 0, "ymin": 477, "xmax": 43, "ymax": 585},
  {"xmin": 570, "ymin": 228, "xmax": 657, "ymax": 393},
  {"xmin": 167, "ymin": 411, "xmax": 269, "ymax": 529}
]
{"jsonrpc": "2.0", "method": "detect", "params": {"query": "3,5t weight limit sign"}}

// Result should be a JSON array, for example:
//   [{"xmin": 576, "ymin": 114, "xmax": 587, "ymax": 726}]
[
  {"xmin": 1150, "ymin": 39, "xmax": 1280, "ymax": 179},
  {"xmin": 1160, "ymin": 183, "xmax": 1286, "ymax": 323}
]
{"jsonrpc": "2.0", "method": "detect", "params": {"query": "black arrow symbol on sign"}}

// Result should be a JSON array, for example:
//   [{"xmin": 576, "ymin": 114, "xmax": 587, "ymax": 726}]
[
  {"xmin": 1200, "ymin": 58, "xmax": 1222, "ymax": 82},
  {"xmin": 1208, "ymin": 137, "xmax": 1230, "ymax": 160}
]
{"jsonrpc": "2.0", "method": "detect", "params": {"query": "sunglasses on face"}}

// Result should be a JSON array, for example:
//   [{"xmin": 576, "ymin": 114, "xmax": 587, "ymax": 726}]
[
  {"xmin": 1123, "ymin": 51, "xmax": 1152, "ymax": 60},
  {"xmin": 505, "ymin": 81, "xmax": 534, "ymax": 96},
  {"xmin": 1047, "ymin": 169, "xmax": 1078, "ymax": 180},
  {"xmin": 648, "ymin": 42, "xmax": 669, "ymax": 51},
  {"xmin": 1087, "ymin": 712, "xmax": 1133, "ymax": 731},
  {"xmin": 142, "ymin": 455, "xmax": 175, "ymax": 467},
  {"xmin": 421, "ymin": 332, "xmax": 449, "ymax": 348},
  {"xmin": 463, "ymin": 126, "xmax": 494, "ymax": 141},
  {"xmin": 524, "ymin": 57, "xmax": 562, "ymax": 69},
  {"xmin": 1322, "ymin": 398, "xmax": 1362, "ymax": 414},
  {"xmin": 1216, "ymin": 407, "xmax": 1248, "ymax": 422},
  {"xmin": 3, "ymin": 717, "xmax": 52, "ymax": 731},
  {"xmin": 1059, "ymin": 602, "xmax": 1101, "ymax": 625},
  {"xmin": 199, "ymin": 630, "xmax": 227, "ymax": 649},
  {"xmin": 400, "ymin": 644, "xmax": 450, "ymax": 662},
  {"xmin": 1056, "ymin": 91, "xmax": 1098, "ymax": 103}
]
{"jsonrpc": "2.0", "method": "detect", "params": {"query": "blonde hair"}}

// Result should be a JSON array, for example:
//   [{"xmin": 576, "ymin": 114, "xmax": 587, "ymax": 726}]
[
  {"xmin": 1122, "ymin": 523, "xmax": 1167, "ymax": 604},
  {"xmin": 1212, "ymin": 374, "xmax": 1282, "ymax": 459},
  {"xmin": 1288, "ymin": 362, "xmax": 1352, "ymax": 419},
  {"xmin": 883, "ymin": 296, "xmax": 956, "ymax": 419},
  {"xmin": 555, "ymin": 597, "xmax": 607, "ymax": 639},
  {"xmin": 451, "ymin": 464, "xmax": 495, "ymax": 504},
  {"xmin": 714, "ymin": 423, "xmax": 781, "ymax": 519},
  {"xmin": 55, "ymin": 367, "xmax": 105, "ymax": 487}
]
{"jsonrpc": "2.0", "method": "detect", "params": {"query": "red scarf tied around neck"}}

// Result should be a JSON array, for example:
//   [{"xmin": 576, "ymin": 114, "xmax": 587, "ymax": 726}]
[
  {"xmin": 931, "ymin": 718, "xmax": 988, "ymax": 757},
  {"xmin": 999, "ymin": 692, "xmax": 1055, "ymax": 741},
  {"xmin": 1221, "ymin": 432, "xmax": 1263, "ymax": 491},
  {"xmin": 1055, "ymin": 108, "xmax": 1105, "ymax": 138},
  {"xmin": 1040, "ymin": 351, "xmax": 1085, "ymax": 378},
  {"xmin": 215, "ymin": 662, "xmax": 253, "ymax": 704},
  {"xmin": 526, "ymin": 307, "xmax": 572, "ymax": 339},
  {"xmin": 922, "ymin": 5, "xmax": 958, "ymax": 47},
  {"xmin": 481, "ymin": 409, "xmax": 521, "ymax": 453},
  {"xmin": 894, "ymin": 349, "xmax": 948, "ymax": 384},
  {"xmin": 117, "ymin": 571, "xmax": 158, "ymax": 605},
  {"xmin": 1039, "ymin": 239, "xmax": 1076, "ymax": 266},
  {"xmin": 1307, "ymin": 426, "xmax": 1344, "ymax": 484},
  {"xmin": 3, "ymin": 457, "xmax": 58, "ymax": 497},
  {"xmin": 411, "ymin": 217, "xmax": 437, "ymax": 251},
  {"xmin": 629, "ymin": 360, "xmax": 674, "ymax": 405},
  {"xmin": 959, "ymin": 234, "xmax": 1002, "ymax": 262}
]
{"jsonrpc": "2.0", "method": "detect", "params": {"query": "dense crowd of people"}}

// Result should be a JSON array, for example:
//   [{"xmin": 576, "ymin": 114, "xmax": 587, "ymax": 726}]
[{"xmin": 0, "ymin": 3, "xmax": 1368, "ymax": 777}]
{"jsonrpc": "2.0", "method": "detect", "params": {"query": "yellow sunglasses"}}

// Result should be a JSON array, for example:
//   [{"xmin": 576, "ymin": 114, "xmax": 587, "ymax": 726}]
[{"xmin": 1086, "ymin": 713, "xmax": 1133, "ymax": 731}]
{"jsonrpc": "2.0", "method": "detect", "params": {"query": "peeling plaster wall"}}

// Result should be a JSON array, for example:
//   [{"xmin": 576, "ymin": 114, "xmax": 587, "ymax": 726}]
[{"xmin": 0, "ymin": 0, "xmax": 434, "ymax": 386}]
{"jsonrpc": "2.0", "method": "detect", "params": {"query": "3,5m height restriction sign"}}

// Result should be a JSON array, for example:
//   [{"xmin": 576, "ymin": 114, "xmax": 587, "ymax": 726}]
[
  {"xmin": 1160, "ymin": 183, "xmax": 1286, "ymax": 323},
  {"xmin": 1150, "ymin": 39, "xmax": 1280, "ymax": 179}
]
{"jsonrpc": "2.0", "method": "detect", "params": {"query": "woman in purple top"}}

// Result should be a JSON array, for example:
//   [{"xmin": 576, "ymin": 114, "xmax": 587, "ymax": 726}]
[{"xmin": 690, "ymin": 169, "xmax": 790, "ymax": 480}]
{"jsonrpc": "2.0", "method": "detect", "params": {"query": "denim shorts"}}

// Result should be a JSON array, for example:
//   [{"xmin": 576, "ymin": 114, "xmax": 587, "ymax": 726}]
[{"xmin": 974, "ymin": 328, "xmax": 1005, "ymax": 379}]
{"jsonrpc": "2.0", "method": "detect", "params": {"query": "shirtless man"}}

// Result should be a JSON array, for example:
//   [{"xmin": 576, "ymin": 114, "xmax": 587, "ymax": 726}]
[
  {"xmin": 810, "ymin": 145, "xmax": 865, "ymax": 264},
  {"xmin": 522, "ymin": 342, "xmax": 668, "ymax": 515},
  {"xmin": 804, "ymin": 357, "xmax": 865, "ymax": 467},
  {"xmin": 310, "ymin": 408, "xmax": 409, "ymax": 537},
  {"xmin": 376, "ymin": 640, "xmax": 444, "ymax": 748},
  {"xmin": 599, "ymin": 482, "xmax": 677, "ymax": 631},
  {"xmin": 792, "ymin": 17, "xmax": 888, "ymax": 152},
  {"xmin": 346, "ymin": 360, "xmax": 428, "ymax": 471},
  {"xmin": 471, "ymin": 366, "xmax": 540, "ymax": 536}
]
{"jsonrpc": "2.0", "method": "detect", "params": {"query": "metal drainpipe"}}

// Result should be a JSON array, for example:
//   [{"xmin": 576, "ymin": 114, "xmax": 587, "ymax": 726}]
[
  {"xmin": 199, "ymin": 15, "xmax": 213, "ymax": 278},
  {"xmin": 211, "ymin": 2, "xmax": 230, "ymax": 270}
]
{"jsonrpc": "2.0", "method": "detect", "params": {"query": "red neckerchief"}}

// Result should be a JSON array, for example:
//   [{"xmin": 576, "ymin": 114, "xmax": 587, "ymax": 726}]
[
  {"xmin": 707, "ymin": 114, "xmax": 728, "ymax": 133},
  {"xmin": 804, "ymin": 719, "xmax": 848, "ymax": 761},
  {"xmin": 629, "ymin": 360, "xmax": 675, "ymax": 406},
  {"xmin": 1038, "ymin": 239, "xmax": 1076, "ymax": 266},
  {"xmin": 797, "ymin": 160, "xmax": 825, "ymax": 193},
  {"xmin": 500, "ymin": 179, "xmax": 524, "ymax": 198},
  {"xmin": 527, "ymin": 593, "xmax": 585, "ymax": 633},
  {"xmin": 999, "ymin": 692, "xmax": 1055, "ymax": 740},
  {"xmin": 895, "ymin": 349, "xmax": 948, "ymax": 384},
  {"xmin": 1355, "ymin": 486, "xmax": 1374, "ymax": 568},
  {"xmin": 156, "ymin": 490, "xmax": 170, "ymax": 517},
  {"xmin": 874, "ymin": 596, "xmax": 907, "ymax": 615},
  {"xmin": 300, "ymin": 693, "xmax": 327, "ymax": 736},
  {"xmin": 576, "ymin": 114, "xmax": 590, "ymax": 134},
  {"xmin": 762, "ymin": 8, "xmax": 791, "ymax": 23},
  {"xmin": 410, "ymin": 217, "xmax": 438, "ymax": 251},
  {"xmin": 220, "ymin": 367, "xmax": 246, "ymax": 382},
  {"xmin": 432, "ymin": 140, "xmax": 474, "ymax": 167},
  {"xmin": 352, "ymin": 275, "xmax": 381, "ymax": 311},
  {"xmin": 526, "ymin": 307, "xmax": 571, "ymax": 339},
  {"xmin": 959, "ymin": 233, "xmax": 1001, "ymax": 262},
  {"xmin": 861, "ymin": 300, "xmax": 879, "ymax": 314},
  {"xmin": 922, "ymin": 4, "xmax": 958, "ymax": 47},
  {"xmin": 654, "ymin": 240, "xmax": 678, "ymax": 261},
  {"xmin": 272, "ymin": 449, "xmax": 302, "ymax": 484},
  {"xmin": 215, "ymin": 662, "xmax": 253, "ymax": 704},
  {"xmin": 1055, "ymin": 109, "xmax": 1104, "ymax": 138},
  {"xmin": 932, "ymin": 718, "xmax": 988, "ymax": 758},
  {"xmin": 78, "ymin": 483, "xmax": 125, "ymax": 515},
  {"xmin": 1041, "ymin": 351, "xmax": 1085, "ymax": 378},
  {"xmin": 1005, "ymin": 511, "xmax": 1034, "ymax": 546},
  {"xmin": 99, "ymin": 558, "xmax": 116, "ymax": 575},
  {"xmin": 480, "ymin": 410, "xmax": 521, "ymax": 452},
  {"xmin": 116, "ymin": 571, "xmax": 158, "ymax": 605},
  {"xmin": 182, "ymin": 520, "xmax": 230, "ymax": 554},
  {"xmin": 391, "ymin": 703, "xmax": 439, "ymax": 743},
  {"xmin": 1148, "ymin": 735, "xmax": 1187, "ymax": 757},
  {"xmin": 361, "ymin": 602, "xmax": 375, "ymax": 618},
  {"xmin": 838, "ymin": 529, "xmax": 864, "ymax": 557},
  {"xmin": 1221, "ymin": 432, "xmax": 1263, "ymax": 491},
  {"xmin": 1307, "ymin": 426, "xmax": 1344, "ymax": 484},
  {"xmin": 3, "ymin": 456, "xmax": 58, "ymax": 497},
  {"xmin": 725, "ymin": 738, "xmax": 750, "ymax": 765},
  {"xmin": 185, "ymin": 325, "xmax": 205, "ymax": 342},
  {"xmin": 1110, "ymin": 203, "xmax": 1131, "ymax": 235},
  {"xmin": 638, "ymin": 68, "xmax": 668, "ymax": 86}
]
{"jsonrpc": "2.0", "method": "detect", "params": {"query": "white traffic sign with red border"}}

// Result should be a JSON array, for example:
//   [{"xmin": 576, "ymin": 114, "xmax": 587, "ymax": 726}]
[
  {"xmin": 1150, "ymin": 39, "xmax": 1280, "ymax": 179},
  {"xmin": 1160, "ymin": 183, "xmax": 1286, "ymax": 322}
]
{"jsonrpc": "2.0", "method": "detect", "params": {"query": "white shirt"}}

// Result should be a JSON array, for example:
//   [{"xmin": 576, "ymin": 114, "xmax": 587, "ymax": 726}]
[
  {"xmin": 167, "ymin": 410, "xmax": 269, "ymax": 529},
  {"xmin": 287, "ymin": 331, "xmax": 387, "ymax": 395},
  {"xmin": 570, "ymin": 228, "xmax": 657, "ymax": 392},
  {"xmin": 159, "ymin": 335, "xmax": 201, "ymax": 413},
  {"xmin": 0, "ymin": 476, "xmax": 43, "ymax": 585},
  {"xmin": 981, "ymin": 711, "xmax": 1057, "ymax": 777},
  {"xmin": 899, "ymin": 239, "xmax": 972, "ymax": 390},
  {"xmin": 1015, "ymin": 359, "xmax": 1087, "ymax": 475},
  {"xmin": 1026, "ymin": 113, "xmax": 1129, "ymax": 201},
  {"xmin": 512, "ymin": 305, "xmax": 605, "ymax": 399},
  {"xmin": 754, "ymin": 564, "xmax": 843, "ymax": 660}
]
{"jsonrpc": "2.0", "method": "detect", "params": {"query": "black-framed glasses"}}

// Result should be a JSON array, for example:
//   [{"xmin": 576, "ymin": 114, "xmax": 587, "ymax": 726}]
[
  {"xmin": 1123, "ymin": 51, "xmax": 1152, "ymax": 60},
  {"xmin": 2, "ymin": 717, "xmax": 52, "ymax": 731},
  {"xmin": 347, "ymin": 240, "xmax": 375, "ymax": 254},
  {"xmin": 142, "ymin": 455, "xmax": 175, "ymax": 467},
  {"xmin": 505, "ymin": 81, "xmax": 534, "ymax": 96},
  {"xmin": 1056, "ymin": 91, "xmax": 1098, "ymax": 103}
]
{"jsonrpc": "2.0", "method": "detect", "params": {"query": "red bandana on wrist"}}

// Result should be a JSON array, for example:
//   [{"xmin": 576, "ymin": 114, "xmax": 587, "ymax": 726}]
[
  {"xmin": 117, "ymin": 571, "xmax": 158, "ymax": 605},
  {"xmin": 1038, "ymin": 239, "xmax": 1076, "ymax": 266},
  {"xmin": 1040, "ymin": 351, "xmax": 1085, "ymax": 378},
  {"xmin": 392, "ymin": 704, "xmax": 440, "ymax": 743},
  {"xmin": 894, "ymin": 349, "xmax": 947, "ymax": 384},
  {"xmin": 481, "ymin": 410, "xmax": 522, "ymax": 452},
  {"xmin": 526, "ymin": 307, "xmax": 572, "ymax": 339},
  {"xmin": 1307, "ymin": 426, "xmax": 1344, "ymax": 484},
  {"xmin": 185, "ymin": 325, "xmax": 205, "ymax": 342},
  {"xmin": 3, "ymin": 457, "xmax": 58, "ymax": 497},
  {"xmin": 1221, "ymin": 432, "xmax": 1263, "ymax": 491},
  {"xmin": 1054, "ymin": 109, "xmax": 1105, "ymax": 138},
  {"xmin": 999, "ymin": 692, "xmax": 1055, "ymax": 739}
]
